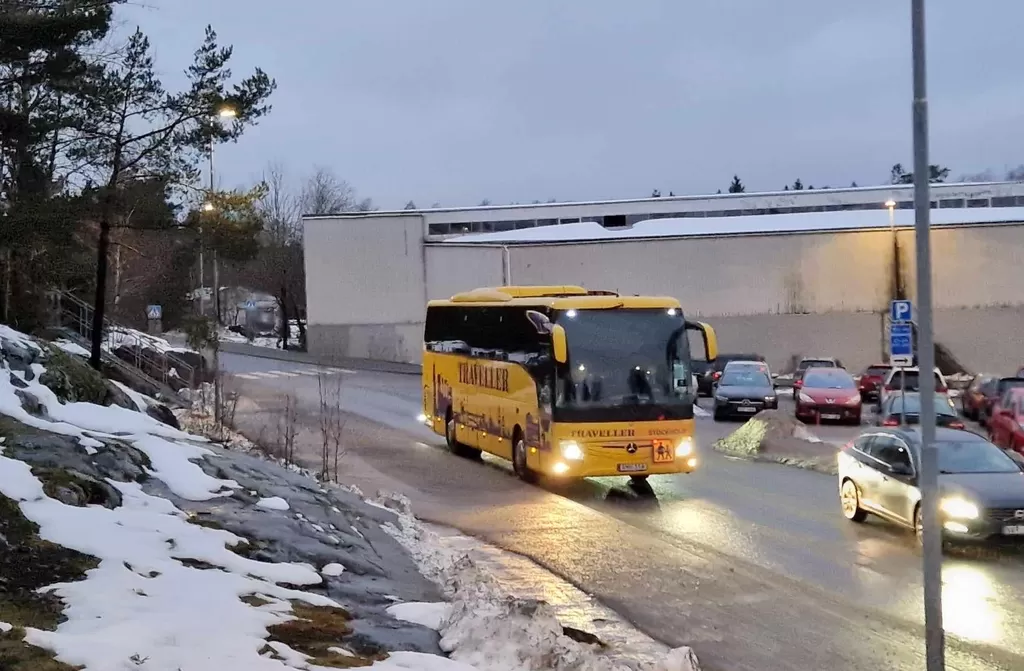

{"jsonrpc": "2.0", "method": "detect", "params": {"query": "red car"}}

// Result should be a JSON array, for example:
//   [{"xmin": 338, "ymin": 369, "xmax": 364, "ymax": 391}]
[
  {"xmin": 857, "ymin": 363, "xmax": 892, "ymax": 401},
  {"xmin": 795, "ymin": 368, "xmax": 862, "ymax": 425},
  {"xmin": 988, "ymin": 388, "xmax": 1024, "ymax": 456},
  {"xmin": 979, "ymin": 377, "xmax": 1024, "ymax": 426}
]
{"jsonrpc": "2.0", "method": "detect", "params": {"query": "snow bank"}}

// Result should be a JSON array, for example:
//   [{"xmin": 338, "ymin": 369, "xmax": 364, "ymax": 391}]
[
  {"xmin": 387, "ymin": 602, "xmax": 450, "ymax": 631},
  {"xmin": 53, "ymin": 339, "xmax": 91, "ymax": 358},
  {"xmin": 321, "ymin": 562, "xmax": 346, "ymax": 577},
  {"xmin": 378, "ymin": 493, "xmax": 700, "ymax": 671}
]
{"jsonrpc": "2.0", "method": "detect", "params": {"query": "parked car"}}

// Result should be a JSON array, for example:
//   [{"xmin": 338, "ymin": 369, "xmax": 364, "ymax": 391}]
[
  {"xmin": 987, "ymin": 387, "xmax": 1024, "ymax": 456},
  {"xmin": 877, "ymin": 367, "xmax": 948, "ymax": 410},
  {"xmin": 857, "ymin": 363, "xmax": 892, "ymax": 402},
  {"xmin": 697, "ymin": 353, "xmax": 766, "ymax": 396},
  {"xmin": 960, "ymin": 374, "xmax": 998, "ymax": 422},
  {"xmin": 979, "ymin": 377, "xmax": 1024, "ymax": 427},
  {"xmin": 712, "ymin": 367, "xmax": 778, "ymax": 421},
  {"xmin": 876, "ymin": 392, "xmax": 965, "ymax": 429},
  {"xmin": 793, "ymin": 356, "xmax": 843, "ymax": 392},
  {"xmin": 795, "ymin": 367, "xmax": 862, "ymax": 425},
  {"xmin": 838, "ymin": 427, "xmax": 1024, "ymax": 544}
]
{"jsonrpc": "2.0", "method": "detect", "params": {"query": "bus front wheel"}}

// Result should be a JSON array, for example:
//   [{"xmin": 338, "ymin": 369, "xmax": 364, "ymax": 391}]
[
  {"xmin": 512, "ymin": 431, "xmax": 538, "ymax": 484},
  {"xmin": 445, "ymin": 412, "xmax": 480, "ymax": 460}
]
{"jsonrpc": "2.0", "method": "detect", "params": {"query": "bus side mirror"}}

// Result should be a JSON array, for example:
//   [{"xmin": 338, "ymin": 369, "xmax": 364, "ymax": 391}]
[{"xmin": 552, "ymin": 325, "xmax": 568, "ymax": 364}]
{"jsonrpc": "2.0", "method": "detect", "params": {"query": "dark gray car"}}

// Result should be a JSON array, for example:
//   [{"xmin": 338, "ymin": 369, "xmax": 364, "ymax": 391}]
[
  {"xmin": 712, "ymin": 368, "xmax": 777, "ymax": 421},
  {"xmin": 837, "ymin": 427, "xmax": 1024, "ymax": 544}
]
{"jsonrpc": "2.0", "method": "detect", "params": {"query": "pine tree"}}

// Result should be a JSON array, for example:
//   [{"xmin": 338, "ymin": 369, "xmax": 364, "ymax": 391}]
[
  {"xmin": 792, "ymin": 179, "xmax": 804, "ymax": 190},
  {"xmin": 404, "ymin": 200, "xmax": 417, "ymax": 210},
  {"xmin": 728, "ymin": 175, "xmax": 744, "ymax": 193},
  {"xmin": 71, "ymin": 26, "xmax": 275, "ymax": 367}
]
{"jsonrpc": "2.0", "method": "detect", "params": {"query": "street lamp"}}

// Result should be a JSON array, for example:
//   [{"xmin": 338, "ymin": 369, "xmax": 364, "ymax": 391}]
[
  {"xmin": 885, "ymin": 199, "xmax": 896, "ymax": 232},
  {"xmin": 886, "ymin": 199, "xmax": 899, "ymax": 304}
]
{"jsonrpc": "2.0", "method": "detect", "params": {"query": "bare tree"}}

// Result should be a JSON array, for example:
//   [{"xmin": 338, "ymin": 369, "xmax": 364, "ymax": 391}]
[
  {"xmin": 276, "ymin": 393, "xmax": 299, "ymax": 465},
  {"xmin": 259, "ymin": 161, "xmax": 300, "ymax": 245},
  {"xmin": 317, "ymin": 368, "xmax": 347, "ymax": 481},
  {"xmin": 301, "ymin": 166, "xmax": 373, "ymax": 215}
]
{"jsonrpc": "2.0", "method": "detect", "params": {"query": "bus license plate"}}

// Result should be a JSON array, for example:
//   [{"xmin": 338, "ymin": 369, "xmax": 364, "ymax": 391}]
[
  {"xmin": 617, "ymin": 463, "xmax": 648, "ymax": 473},
  {"xmin": 1003, "ymin": 525, "xmax": 1024, "ymax": 535},
  {"xmin": 821, "ymin": 413, "xmax": 841, "ymax": 420}
]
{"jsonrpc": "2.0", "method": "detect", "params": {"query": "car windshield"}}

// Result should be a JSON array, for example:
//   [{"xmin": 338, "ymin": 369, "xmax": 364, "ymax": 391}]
[
  {"xmin": 996, "ymin": 378, "xmax": 1024, "ymax": 394},
  {"xmin": 800, "ymin": 359, "xmax": 835, "ymax": 370},
  {"xmin": 714, "ymin": 355, "xmax": 759, "ymax": 371},
  {"xmin": 721, "ymin": 371, "xmax": 771, "ymax": 387},
  {"xmin": 887, "ymin": 395, "xmax": 956, "ymax": 416},
  {"xmin": 888, "ymin": 370, "xmax": 942, "ymax": 390},
  {"xmin": 938, "ymin": 440, "xmax": 1021, "ymax": 474},
  {"xmin": 555, "ymin": 308, "xmax": 691, "ymax": 413},
  {"xmin": 865, "ymin": 366, "xmax": 891, "ymax": 377},
  {"xmin": 803, "ymin": 370, "xmax": 854, "ymax": 389}
]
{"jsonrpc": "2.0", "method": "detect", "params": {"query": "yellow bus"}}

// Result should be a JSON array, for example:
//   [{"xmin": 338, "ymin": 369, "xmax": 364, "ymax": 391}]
[{"xmin": 420, "ymin": 285, "xmax": 718, "ymax": 482}]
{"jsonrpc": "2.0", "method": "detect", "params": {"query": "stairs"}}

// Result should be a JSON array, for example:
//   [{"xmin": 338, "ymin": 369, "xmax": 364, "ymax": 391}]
[{"xmin": 50, "ymin": 292, "xmax": 197, "ymax": 405}]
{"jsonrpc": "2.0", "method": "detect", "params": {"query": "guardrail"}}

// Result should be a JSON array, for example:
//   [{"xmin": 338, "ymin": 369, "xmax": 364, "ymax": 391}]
[{"xmin": 56, "ymin": 292, "xmax": 197, "ymax": 389}]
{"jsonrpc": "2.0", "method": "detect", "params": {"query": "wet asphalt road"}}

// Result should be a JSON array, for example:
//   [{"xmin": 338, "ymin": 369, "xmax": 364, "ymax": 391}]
[{"xmin": 222, "ymin": 353, "xmax": 1024, "ymax": 671}]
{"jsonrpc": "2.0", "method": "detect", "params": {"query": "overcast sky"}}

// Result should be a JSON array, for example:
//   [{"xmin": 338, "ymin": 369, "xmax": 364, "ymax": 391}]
[{"xmin": 120, "ymin": 0, "xmax": 1024, "ymax": 209}]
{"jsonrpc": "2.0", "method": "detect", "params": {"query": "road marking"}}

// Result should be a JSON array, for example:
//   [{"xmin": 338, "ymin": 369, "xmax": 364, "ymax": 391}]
[
  {"xmin": 234, "ymin": 373, "xmax": 261, "ymax": 380},
  {"xmin": 250, "ymin": 371, "xmax": 283, "ymax": 378}
]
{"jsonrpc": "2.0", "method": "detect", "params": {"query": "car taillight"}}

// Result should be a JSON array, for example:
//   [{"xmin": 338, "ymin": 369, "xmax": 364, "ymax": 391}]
[
  {"xmin": 936, "ymin": 385, "xmax": 947, "ymax": 392},
  {"xmin": 884, "ymin": 385, "xmax": 895, "ymax": 391},
  {"xmin": 949, "ymin": 421, "xmax": 965, "ymax": 429},
  {"xmin": 794, "ymin": 379, "xmax": 803, "ymax": 388},
  {"xmin": 713, "ymin": 371, "xmax": 721, "ymax": 380},
  {"xmin": 882, "ymin": 418, "xmax": 899, "ymax": 426}
]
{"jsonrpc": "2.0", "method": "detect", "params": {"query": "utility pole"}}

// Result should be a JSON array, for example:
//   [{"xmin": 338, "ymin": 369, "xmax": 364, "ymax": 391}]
[{"xmin": 911, "ymin": 1, "xmax": 944, "ymax": 669}]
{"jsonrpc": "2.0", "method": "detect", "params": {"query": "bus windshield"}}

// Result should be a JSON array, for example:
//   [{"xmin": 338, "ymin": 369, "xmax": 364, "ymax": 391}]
[{"xmin": 554, "ymin": 308, "xmax": 692, "ymax": 421}]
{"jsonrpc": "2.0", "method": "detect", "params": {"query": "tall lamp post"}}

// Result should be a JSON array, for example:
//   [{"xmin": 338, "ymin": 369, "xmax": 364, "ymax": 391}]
[
  {"xmin": 885, "ymin": 199, "xmax": 898, "ymax": 301},
  {"xmin": 204, "ymin": 105, "xmax": 237, "ymax": 427}
]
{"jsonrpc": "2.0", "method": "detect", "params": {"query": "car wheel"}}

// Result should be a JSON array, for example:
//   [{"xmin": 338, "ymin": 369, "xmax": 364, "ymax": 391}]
[
  {"xmin": 840, "ymin": 479, "xmax": 867, "ymax": 522},
  {"xmin": 914, "ymin": 505, "xmax": 925, "ymax": 546}
]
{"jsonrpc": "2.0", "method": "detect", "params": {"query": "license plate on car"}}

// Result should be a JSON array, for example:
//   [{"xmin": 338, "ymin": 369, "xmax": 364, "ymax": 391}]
[
  {"xmin": 617, "ymin": 463, "xmax": 648, "ymax": 473},
  {"xmin": 821, "ymin": 413, "xmax": 841, "ymax": 420},
  {"xmin": 1002, "ymin": 525, "xmax": 1024, "ymax": 535},
  {"xmin": 737, "ymin": 406, "xmax": 757, "ymax": 412}
]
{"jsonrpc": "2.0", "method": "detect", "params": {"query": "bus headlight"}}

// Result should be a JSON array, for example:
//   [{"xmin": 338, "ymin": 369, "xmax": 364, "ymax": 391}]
[
  {"xmin": 560, "ymin": 441, "xmax": 585, "ymax": 461},
  {"xmin": 676, "ymin": 437, "xmax": 694, "ymax": 459}
]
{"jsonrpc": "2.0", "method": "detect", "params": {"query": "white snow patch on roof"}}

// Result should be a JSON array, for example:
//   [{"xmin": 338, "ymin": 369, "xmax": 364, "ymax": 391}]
[
  {"xmin": 321, "ymin": 562, "xmax": 346, "ymax": 577},
  {"xmin": 386, "ymin": 602, "xmax": 450, "ymax": 631},
  {"xmin": 256, "ymin": 496, "xmax": 290, "ymax": 511},
  {"xmin": 445, "ymin": 207, "xmax": 1024, "ymax": 244}
]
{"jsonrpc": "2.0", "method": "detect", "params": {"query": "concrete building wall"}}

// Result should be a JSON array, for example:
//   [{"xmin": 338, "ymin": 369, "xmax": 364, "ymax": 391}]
[
  {"xmin": 303, "ymin": 209, "xmax": 1024, "ymax": 372},
  {"xmin": 424, "ymin": 245, "xmax": 507, "ymax": 301},
  {"xmin": 303, "ymin": 214, "xmax": 426, "ymax": 364}
]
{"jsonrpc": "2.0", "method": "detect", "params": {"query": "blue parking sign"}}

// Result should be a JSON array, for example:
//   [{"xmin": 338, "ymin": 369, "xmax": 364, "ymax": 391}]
[
  {"xmin": 889, "ymin": 322, "xmax": 914, "ymax": 366},
  {"xmin": 890, "ymin": 299, "xmax": 912, "ymax": 323}
]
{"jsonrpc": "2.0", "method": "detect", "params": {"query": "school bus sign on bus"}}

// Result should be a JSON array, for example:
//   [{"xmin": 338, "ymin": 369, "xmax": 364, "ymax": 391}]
[{"xmin": 420, "ymin": 285, "xmax": 718, "ymax": 482}]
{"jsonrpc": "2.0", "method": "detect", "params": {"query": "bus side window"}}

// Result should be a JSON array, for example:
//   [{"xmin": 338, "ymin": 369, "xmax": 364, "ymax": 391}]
[{"xmin": 425, "ymin": 306, "xmax": 471, "ymax": 354}]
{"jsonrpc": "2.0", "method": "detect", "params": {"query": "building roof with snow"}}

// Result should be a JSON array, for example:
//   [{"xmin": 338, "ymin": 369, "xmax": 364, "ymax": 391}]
[{"xmin": 305, "ymin": 180, "xmax": 1024, "ymax": 240}]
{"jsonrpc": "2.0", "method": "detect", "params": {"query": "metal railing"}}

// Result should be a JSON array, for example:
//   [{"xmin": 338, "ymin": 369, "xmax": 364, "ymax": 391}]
[{"xmin": 56, "ymin": 292, "xmax": 197, "ymax": 389}]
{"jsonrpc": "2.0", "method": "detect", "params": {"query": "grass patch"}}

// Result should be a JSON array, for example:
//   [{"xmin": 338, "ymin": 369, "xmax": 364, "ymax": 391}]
[
  {"xmin": 267, "ymin": 602, "xmax": 376, "ymax": 668},
  {"xmin": 713, "ymin": 418, "xmax": 767, "ymax": 457},
  {"xmin": 0, "ymin": 493, "xmax": 99, "ymax": 670}
]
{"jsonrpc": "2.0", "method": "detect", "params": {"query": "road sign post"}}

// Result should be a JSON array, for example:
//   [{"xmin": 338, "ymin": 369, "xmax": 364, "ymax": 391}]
[{"xmin": 910, "ymin": 1, "xmax": 944, "ymax": 669}]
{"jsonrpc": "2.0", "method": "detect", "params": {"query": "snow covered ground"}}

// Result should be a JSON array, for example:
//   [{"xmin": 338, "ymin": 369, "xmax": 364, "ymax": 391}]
[{"xmin": 0, "ymin": 323, "xmax": 702, "ymax": 671}]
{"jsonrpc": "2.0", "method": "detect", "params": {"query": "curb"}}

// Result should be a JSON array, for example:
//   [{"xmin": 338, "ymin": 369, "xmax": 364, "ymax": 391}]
[{"xmin": 218, "ymin": 341, "xmax": 422, "ymax": 376}]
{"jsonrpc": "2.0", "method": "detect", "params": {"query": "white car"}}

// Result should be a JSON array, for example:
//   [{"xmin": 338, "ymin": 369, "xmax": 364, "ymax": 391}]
[{"xmin": 878, "ymin": 366, "xmax": 948, "ymax": 409}]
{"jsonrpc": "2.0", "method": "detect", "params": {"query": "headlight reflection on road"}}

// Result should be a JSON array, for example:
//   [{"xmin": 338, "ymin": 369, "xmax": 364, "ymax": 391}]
[{"xmin": 942, "ymin": 564, "xmax": 1001, "ymax": 644}]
